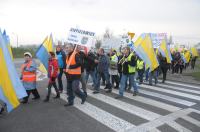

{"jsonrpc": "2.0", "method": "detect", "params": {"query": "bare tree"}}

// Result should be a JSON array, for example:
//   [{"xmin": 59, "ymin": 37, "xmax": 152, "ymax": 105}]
[
  {"xmin": 95, "ymin": 38, "xmax": 102, "ymax": 49},
  {"xmin": 103, "ymin": 28, "xmax": 113, "ymax": 39}
]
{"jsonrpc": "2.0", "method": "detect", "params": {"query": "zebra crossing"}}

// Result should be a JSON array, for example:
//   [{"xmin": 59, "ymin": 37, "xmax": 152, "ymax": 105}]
[{"xmin": 51, "ymin": 80, "xmax": 200, "ymax": 132}]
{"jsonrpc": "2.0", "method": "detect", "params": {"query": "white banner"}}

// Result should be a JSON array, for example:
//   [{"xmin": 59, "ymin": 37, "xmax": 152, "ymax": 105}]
[
  {"xmin": 67, "ymin": 28, "xmax": 95, "ymax": 47},
  {"xmin": 150, "ymin": 33, "xmax": 167, "ymax": 48}
]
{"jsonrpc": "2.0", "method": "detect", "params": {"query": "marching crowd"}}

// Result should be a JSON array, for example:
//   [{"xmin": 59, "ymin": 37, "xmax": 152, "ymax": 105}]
[{"xmin": 0, "ymin": 43, "xmax": 198, "ymax": 113}]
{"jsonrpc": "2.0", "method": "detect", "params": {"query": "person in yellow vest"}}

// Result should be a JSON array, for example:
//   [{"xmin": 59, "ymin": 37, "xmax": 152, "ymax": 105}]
[
  {"xmin": 21, "ymin": 52, "xmax": 40, "ymax": 104},
  {"xmin": 115, "ymin": 46, "xmax": 138, "ymax": 98},
  {"xmin": 64, "ymin": 44, "xmax": 86, "ymax": 106},
  {"xmin": 136, "ymin": 57, "xmax": 144, "ymax": 84}
]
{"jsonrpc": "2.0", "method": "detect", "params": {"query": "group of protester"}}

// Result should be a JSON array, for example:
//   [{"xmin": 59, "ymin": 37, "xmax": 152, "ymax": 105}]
[{"xmin": 1, "ymin": 43, "xmax": 197, "ymax": 111}]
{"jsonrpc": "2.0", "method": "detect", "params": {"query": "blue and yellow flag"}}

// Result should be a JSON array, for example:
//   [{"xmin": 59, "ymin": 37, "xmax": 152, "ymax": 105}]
[
  {"xmin": 159, "ymin": 39, "xmax": 172, "ymax": 63},
  {"xmin": 191, "ymin": 47, "xmax": 199, "ymax": 57},
  {"xmin": 134, "ymin": 33, "xmax": 159, "ymax": 71},
  {"xmin": 36, "ymin": 34, "xmax": 54, "ymax": 71},
  {"xmin": 2, "ymin": 30, "xmax": 13, "ymax": 60},
  {"xmin": 0, "ymin": 30, "xmax": 27, "ymax": 112}
]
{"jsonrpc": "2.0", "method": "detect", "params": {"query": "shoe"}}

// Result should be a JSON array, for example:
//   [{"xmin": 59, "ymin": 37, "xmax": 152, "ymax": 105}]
[
  {"xmin": 21, "ymin": 100, "xmax": 28, "ymax": 104},
  {"xmin": 106, "ymin": 89, "xmax": 112, "ymax": 93},
  {"xmin": 59, "ymin": 90, "xmax": 63, "ymax": 93},
  {"xmin": 84, "ymin": 91, "xmax": 88, "ymax": 97},
  {"xmin": 53, "ymin": 95, "xmax": 60, "ymax": 99},
  {"xmin": 104, "ymin": 86, "xmax": 108, "ymax": 89},
  {"xmin": 93, "ymin": 91, "xmax": 100, "ymax": 94},
  {"xmin": 114, "ymin": 86, "xmax": 119, "ymax": 89},
  {"xmin": 81, "ymin": 96, "xmax": 86, "ymax": 104},
  {"xmin": 101, "ymin": 82, "xmax": 106, "ymax": 86},
  {"xmin": 43, "ymin": 98, "xmax": 49, "ymax": 102},
  {"xmin": 0, "ymin": 108, "xmax": 4, "ymax": 114},
  {"xmin": 64, "ymin": 103, "xmax": 73, "ymax": 107},
  {"xmin": 32, "ymin": 97, "xmax": 40, "ymax": 100},
  {"xmin": 133, "ymin": 91, "xmax": 138, "ymax": 96},
  {"xmin": 115, "ymin": 95, "xmax": 123, "ymax": 99}
]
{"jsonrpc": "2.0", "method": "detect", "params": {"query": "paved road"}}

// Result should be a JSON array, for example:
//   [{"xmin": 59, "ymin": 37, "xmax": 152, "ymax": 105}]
[{"xmin": 0, "ymin": 59, "xmax": 200, "ymax": 132}]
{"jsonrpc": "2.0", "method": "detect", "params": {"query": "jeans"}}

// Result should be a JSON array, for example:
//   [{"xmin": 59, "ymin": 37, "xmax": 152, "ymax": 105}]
[
  {"xmin": 95, "ymin": 71, "xmax": 111, "ymax": 91},
  {"xmin": 85, "ymin": 70, "xmax": 96, "ymax": 85},
  {"xmin": 149, "ymin": 70, "xmax": 158, "ymax": 85},
  {"xmin": 138, "ymin": 69, "xmax": 144, "ymax": 84},
  {"xmin": 80, "ymin": 72, "xmax": 87, "ymax": 92},
  {"xmin": 119, "ymin": 73, "xmax": 138, "ymax": 96},
  {"xmin": 67, "ymin": 79, "xmax": 85, "ymax": 104}
]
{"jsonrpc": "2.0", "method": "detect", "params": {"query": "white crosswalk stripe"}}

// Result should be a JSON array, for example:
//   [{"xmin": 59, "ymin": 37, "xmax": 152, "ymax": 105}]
[
  {"xmin": 140, "ymin": 84, "xmax": 200, "ymax": 101},
  {"xmin": 87, "ymin": 89, "xmax": 161, "ymax": 121},
  {"xmin": 102, "ymin": 87, "xmax": 181, "ymax": 112},
  {"xmin": 181, "ymin": 115, "xmax": 200, "ymax": 127},
  {"xmin": 157, "ymin": 83, "xmax": 200, "ymax": 95},
  {"xmin": 166, "ymin": 121, "xmax": 192, "ymax": 132},
  {"xmin": 164, "ymin": 80, "xmax": 200, "ymax": 89},
  {"xmin": 139, "ymin": 89, "xmax": 196, "ymax": 106}
]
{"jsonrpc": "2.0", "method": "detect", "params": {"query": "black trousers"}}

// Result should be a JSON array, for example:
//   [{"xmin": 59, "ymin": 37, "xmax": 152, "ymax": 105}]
[
  {"xmin": 161, "ymin": 67, "xmax": 168, "ymax": 82},
  {"xmin": 23, "ymin": 89, "xmax": 40, "ymax": 102},
  {"xmin": 47, "ymin": 78, "xmax": 59, "ymax": 99},
  {"xmin": 111, "ymin": 75, "xmax": 120, "ymax": 87}
]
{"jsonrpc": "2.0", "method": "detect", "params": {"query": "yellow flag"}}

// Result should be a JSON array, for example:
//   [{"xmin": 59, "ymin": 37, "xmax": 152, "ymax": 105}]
[
  {"xmin": 135, "ymin": 34, "xmax": 159, "ymax": 71},
  {"xmin": 191, "ymin": 47, "xmax": 199, "ymax": 57}
]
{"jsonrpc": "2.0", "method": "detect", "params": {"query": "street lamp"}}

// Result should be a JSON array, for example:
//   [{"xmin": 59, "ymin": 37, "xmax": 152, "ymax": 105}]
[{"xmin": 12, "ymin": 32, "xmax": 18, "ymax": 48}]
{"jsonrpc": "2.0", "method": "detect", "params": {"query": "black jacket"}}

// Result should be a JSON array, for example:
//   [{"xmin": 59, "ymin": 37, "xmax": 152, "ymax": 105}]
[{"xmin": 85, "ymin": 52, "xmax": 97, "ymax": 72}]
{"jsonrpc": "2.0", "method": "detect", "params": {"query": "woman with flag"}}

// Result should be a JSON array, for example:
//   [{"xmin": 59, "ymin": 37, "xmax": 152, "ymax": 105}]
[{"xmin": 21, "ymin": 52, "xmax": 40, "ymax": 104}]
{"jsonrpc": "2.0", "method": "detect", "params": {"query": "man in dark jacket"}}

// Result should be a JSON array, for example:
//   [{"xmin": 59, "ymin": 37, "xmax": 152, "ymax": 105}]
[
  {"xmin": 158, "ymin": 53, "xmax": 168, "ymax": 83},
  {"xmin": 93, "ymin": 48, "xmax": 111, "ymax": 94},
  {"xmin": 76, "ymin": 45, "xmax": 87, "ymax": 97},
  {"xmin": 56, "ymin": 44, "xmax": 66, "ymax": 93},
  {"xmin": 85, "ymin": 49, "xmax": 97, "ymax": 86}
]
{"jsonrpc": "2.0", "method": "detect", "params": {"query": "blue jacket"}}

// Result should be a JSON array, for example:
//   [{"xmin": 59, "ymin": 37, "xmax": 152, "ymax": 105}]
[{"xmin": 56, "ymin": 50, "xmax": 66, "ymax": 69}]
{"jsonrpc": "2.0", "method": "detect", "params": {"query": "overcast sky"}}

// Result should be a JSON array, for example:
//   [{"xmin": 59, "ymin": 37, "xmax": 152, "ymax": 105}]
[{"xmin": 0, "ymin": 0, "xmax": 199, "ymax": 46}]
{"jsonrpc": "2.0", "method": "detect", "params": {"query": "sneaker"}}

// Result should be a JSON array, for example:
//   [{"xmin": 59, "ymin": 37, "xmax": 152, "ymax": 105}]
[
  {"xmin": 0, "ymin": 108, "xmax": 4, "ymax": 114},
  {"xmin": 133, "ymin": 91, "xmax": 138, "ymax": 96},
  {"xmin": 84, "ymin": 91, "xmax": 88, "ymax": 97},
  {"xmin": 81, "ymin": 96, "xmax": 86, "ymax": 104},
  {"xmin": 53, "ymin": 95, "xmax": 60, "ymax": 99},
  {"xmin": 93, "ymin": 91, "xmax": 100, "ymax": 94},
  {"xmin": 106, "ymin": 89, "xmax": 112, "ymax": 93},
  {"xmin": 43, "ymin": 98, "xmax": 49, "ymax": 102},
  {"xmin": 64, "ymin": 103, "xmax": 73, "ymax": 107},
  {"xmin": 21, "ymin": 100, "xmax": 28, "ymax": 104},
  {"xmin": 32, "ymin": 97, "xmax": 40, "ymax": 100},
  {"xmin": 115, "ymin": 95, "xmax": 123, "ymax": 99},
  {"xmin": 104, "ymin": 86, "xmax": 108, "ymax": 89},
  {"xmin": 114, "ymin": 86, "xmax": 119, "ymax": 89}
]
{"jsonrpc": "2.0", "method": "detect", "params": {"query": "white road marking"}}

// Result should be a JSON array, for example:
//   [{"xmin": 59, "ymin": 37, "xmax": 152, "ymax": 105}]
[
  {"xmin": 139, "ymin": 89, "xmax": 196, "ymax": 106},
  {"xmin": 141, "ymin": 84, "xmax": 200, "ymax": 101},
  {"xmin": 87, "ymin": 89, "xmax": 161, "ymax": 121}
]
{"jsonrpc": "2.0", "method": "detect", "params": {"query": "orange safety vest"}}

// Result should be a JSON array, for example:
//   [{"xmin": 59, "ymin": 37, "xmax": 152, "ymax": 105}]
[
  {"xmin": 21, "ymin": 60, "xmax": 36, "ymax": 82},
  {"xmin": 66, "ymin": 52, "xmax": 81, "ymax": 75}
]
